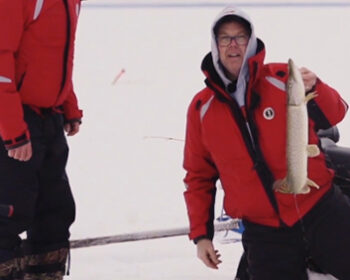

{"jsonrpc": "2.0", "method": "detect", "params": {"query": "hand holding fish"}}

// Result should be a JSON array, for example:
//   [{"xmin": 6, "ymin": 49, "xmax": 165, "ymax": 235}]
[{"xmin": 300, "ymin": 67, "xmax": 317, "ymax": 92}]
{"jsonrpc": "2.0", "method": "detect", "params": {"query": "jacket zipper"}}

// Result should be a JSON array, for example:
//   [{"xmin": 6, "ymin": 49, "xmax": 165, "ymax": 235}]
[
  {"xmin": 245, "ymin": 121, "xmax": 256, "ymax": 151},
  {"xmin": 207, "ymin": 80, "xmax": 284, "ymax": 225},
  {"xmin": 60, "ymin": 0, "xmax": 71, "ymax": 93}
]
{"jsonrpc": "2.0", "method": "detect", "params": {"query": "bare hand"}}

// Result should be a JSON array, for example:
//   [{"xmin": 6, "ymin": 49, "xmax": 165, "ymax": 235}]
[
  {"xmin": 8, "ymin": 142, "xmax": 32, "ymax": 161},
  {"xmin": 299, "ymin": 67, "xmax": 317, "ymax": 92},
  {"xmin": 196, "ymin": 239, "xmax": 222, "ymax": 269},
  {"xmin": 64, "ymin": 121, "xmax": 80, "ymax": 136}
]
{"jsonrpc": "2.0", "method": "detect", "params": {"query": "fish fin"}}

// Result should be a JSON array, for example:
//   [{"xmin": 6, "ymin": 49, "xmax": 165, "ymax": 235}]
[
  {"xmin": 306, "ymin": 178, "xmax": 320, "ymax": 189},
  {"xmin": 273, "ymin": 178, "xmax": 291, "ymax": 193},
  {"xmin": 295, "ymin": 179, "xmax": 319, "ymax": 194},
  {"xmin": 295, "ymin": 179, "xmax": 320, "ymax": 194},
  {"xmin": 305, "ymin": 91, "xmax": 318, "ymax": 103},
  {"xmin": 307, "ymin": 144, "xmax": 320, "ymax": 157},
  {"xmin": 299, "ymin": 185, "xmax": 311, "ymax": 194}
]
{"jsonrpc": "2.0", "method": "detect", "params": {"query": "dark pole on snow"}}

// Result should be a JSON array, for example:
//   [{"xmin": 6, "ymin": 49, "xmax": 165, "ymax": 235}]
[{"xmin": 70, "ymin": 219, "xmax": 240, "ymax": 249}]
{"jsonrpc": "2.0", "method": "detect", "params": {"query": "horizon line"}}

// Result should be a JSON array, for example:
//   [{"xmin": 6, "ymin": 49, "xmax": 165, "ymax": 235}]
[{"xmin": 81, "ymin": 2, "xmax": 350, "ymax": 9}]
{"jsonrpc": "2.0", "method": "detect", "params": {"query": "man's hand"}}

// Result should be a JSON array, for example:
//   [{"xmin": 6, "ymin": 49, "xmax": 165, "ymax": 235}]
[
  {"xmin": 64, "ymin": 121, "xmax": 80, "ymax": 136},
  {"xmin": 8, "ymin": 142, "xmax": 32, "ymax": 161},
  {"xmin": 196, "ymin": 239, "xmax": 222, "ymax": 269},
  {"xmin": 300, "ymin": 67, "xmax": 317, "ymax": 92}
]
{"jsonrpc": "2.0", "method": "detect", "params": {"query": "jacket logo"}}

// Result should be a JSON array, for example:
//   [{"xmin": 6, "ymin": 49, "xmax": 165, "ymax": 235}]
[{"xmin": 263, "ymin": 107, "xmax": 275, "ymax": 120}]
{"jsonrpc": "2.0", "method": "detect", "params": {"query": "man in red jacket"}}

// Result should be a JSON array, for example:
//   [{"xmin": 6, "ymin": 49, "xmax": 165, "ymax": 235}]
[
  {"xmin": 0, "ymin": 0, "xmax": 83, "ymax": 279},
  {"xmin": 183, "ymin": 5, "xmax": 350, "ymax": 280}
]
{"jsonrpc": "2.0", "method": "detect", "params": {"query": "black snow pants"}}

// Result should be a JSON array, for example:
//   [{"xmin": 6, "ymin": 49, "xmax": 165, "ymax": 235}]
[
  {"xmin": 241, "ymin": 185, "xmax": 350, "ymax": 280},
  {"xmin": 0, "ymin": 106, "xmax": 75, "ymax": 262}
]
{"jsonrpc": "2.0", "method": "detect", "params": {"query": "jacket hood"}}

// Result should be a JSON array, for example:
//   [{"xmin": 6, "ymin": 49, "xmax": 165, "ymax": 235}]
[{"xmin": 211, "ymin": 6, "xmax": 258, "ymax": 106}]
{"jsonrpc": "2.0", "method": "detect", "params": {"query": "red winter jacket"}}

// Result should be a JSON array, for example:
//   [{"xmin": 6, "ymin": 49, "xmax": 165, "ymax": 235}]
[
  {"xmin": 0, "ymin": 0, "xmax": 83, "ymax": 149},
  {"xmin": 183, "ymin": 40, "xmax": 348, "ymax": 241}
]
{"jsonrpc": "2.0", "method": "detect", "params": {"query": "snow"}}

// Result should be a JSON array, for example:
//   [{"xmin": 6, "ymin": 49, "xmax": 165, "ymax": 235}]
[{"xmin": 66, "ymin": 1, "xmax": 349, "ymax": 279}]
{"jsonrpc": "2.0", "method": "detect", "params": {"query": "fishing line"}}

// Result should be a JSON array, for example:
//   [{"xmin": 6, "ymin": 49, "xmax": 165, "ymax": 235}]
[{"xmin": 293, "ymin": 194, "xmax": 312, "ymax": 264}]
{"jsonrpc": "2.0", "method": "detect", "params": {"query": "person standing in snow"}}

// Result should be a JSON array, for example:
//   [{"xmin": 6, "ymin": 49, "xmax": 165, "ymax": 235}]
[
  {"xmin": 0, "ymin": 0, "xmax": 83, "ymax": 279},
  {"xmin": 183, "ymin": 6, "xmax": 350, "ymax": 279}
]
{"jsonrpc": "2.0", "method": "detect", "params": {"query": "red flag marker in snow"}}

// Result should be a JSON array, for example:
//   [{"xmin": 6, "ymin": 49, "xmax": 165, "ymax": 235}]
[{"xmin": 112, "ymin": 68, "xmax": 125, "ymax": 85}]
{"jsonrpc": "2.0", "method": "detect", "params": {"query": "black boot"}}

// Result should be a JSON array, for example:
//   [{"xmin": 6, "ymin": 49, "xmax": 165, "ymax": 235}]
[
  {"xmin": 0, "ymin": 258, "xmax": 20, "ymax": 280},
  {"xmin": 22, "ymin": 242, "xmax": 69, "ymax": 280}
]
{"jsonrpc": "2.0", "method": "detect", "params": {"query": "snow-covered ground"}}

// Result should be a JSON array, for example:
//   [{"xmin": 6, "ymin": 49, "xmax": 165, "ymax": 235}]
[{"xmin": 66, "ymin": 1, "xmax": 349, "ymax": 279}]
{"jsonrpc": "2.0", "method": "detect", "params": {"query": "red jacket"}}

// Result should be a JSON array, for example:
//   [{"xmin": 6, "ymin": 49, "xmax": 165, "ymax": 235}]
[
  {"xmin": 0, "ymin": 0, "xmax": 83, "ymax": 149},
  {"xmin": 183, "ymin": 40, "xmax": 348, "ymax": 240}
]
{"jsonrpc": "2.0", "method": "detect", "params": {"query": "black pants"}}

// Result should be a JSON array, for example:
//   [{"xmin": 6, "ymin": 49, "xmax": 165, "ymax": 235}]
[
  {"xmin": 0, "ymin": 106, "xmax": 75, "ymax": 260},
  {"xmin": 241, "ymin": 185, "xmax": 350, "ymax": 280}
]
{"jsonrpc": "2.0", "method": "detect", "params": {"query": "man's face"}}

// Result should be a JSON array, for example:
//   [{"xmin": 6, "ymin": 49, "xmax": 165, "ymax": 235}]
[{"xmin": 217, "ymin": 21, "xmax": 249, "ymax": 81}]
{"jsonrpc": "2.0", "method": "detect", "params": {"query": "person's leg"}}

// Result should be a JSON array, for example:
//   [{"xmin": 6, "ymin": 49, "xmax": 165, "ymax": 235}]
[
  {"xmin": 0, "ymin": 153, "xmax": 35, "ymax": 280},
  {"xmin": 242, "ymin": 220, "xmax": 308, "ymax": 280},
  {"xmin": 0, "ymin": 108, "xmax": 46, "ymax": 279},
  {"xmin": 235, "ymin": 252, "xmax": 249, "ymax": 280},
  {"xmin": 23, "ymin": 113, "xmax": 75, "ymax": 280},
  {"xmin": 306, "ymin": 185, "xmax": 350, "ymax": 279}
]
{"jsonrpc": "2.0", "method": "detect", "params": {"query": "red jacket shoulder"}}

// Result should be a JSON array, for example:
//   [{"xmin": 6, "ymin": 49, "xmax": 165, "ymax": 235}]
[{"xmin": 188, "ymin": 87, "xmax": 215, "ymax": 112}]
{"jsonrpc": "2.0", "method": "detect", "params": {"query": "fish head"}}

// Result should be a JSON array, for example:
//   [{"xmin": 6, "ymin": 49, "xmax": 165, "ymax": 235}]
[{"xmin": 287, "ymin": 58, "xmax": 305, "ymax": 106}]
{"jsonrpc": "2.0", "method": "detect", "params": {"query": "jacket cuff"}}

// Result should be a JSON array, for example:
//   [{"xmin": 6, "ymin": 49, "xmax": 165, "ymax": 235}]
[
  {"xmin": 64, "ymin": 118, "xmax": 82, "ymax": 125},
  {"xmin": 3, "ymin": 130, "xmax": 31, "ymax": 150},
  {"xmin": 63, "ymin": 105, "xmax": 83, "ymax": 123},
  {"xmin": 193, "ymin": 235, "xmax": 212, "ymax": 244}
]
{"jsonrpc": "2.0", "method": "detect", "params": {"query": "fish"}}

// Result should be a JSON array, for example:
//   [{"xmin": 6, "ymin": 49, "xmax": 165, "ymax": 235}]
[{"xmin": 274, "ymin": 58, "xmax": 320, "ymax": 194}]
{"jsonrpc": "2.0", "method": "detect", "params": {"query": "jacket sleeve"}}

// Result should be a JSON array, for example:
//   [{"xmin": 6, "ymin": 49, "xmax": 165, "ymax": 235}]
[
  {"xmin": 0, "ymin": 0, "xmax": 30, "ymax": 149},
  {"xmin": 183, "ymin": 95, "xmax": 219, "ymax": 241},
  {"xmin": 62, "ymin": 82, "xmax": 83, "ymax": 123},
  {"xmin": 307, "ymin": 79, "xmax": 348, "ymax": 130},
  {"xmin": 63, "ymin": 1, "xmax": 83, "ymax": 124}
]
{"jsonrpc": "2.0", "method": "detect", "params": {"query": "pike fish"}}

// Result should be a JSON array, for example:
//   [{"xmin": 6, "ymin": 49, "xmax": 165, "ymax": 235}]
[{"xmin": 274, "ymin": 58, "xmax": 320, "ymax": 194}]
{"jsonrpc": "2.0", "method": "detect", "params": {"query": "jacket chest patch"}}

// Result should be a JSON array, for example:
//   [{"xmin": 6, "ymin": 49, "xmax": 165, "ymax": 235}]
[{"xmin": 263, "ymin": 107, "xmax": 275, "ymax": 120}]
